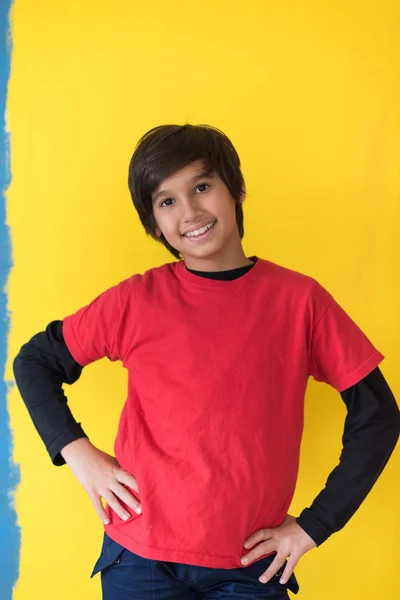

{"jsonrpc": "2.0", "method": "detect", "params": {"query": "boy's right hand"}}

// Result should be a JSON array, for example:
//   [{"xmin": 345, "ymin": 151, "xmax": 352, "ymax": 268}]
[{"xmin": 60, "ymin": 438, "xmax": 142, "ymax": 523}]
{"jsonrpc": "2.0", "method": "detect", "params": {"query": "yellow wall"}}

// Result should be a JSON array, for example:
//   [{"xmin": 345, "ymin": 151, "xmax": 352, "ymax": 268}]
[{"xmin": 6, "ymin": 1, "xmax": 399, "ymax": 598}]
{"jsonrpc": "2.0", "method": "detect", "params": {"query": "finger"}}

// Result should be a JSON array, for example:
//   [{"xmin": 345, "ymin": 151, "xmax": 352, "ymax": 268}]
[
  {"xmin": 115, "ymin": 469, "xmax": 139, "ymax": 493},
  {"xmin": 102, "ymin": 490, "xmax": 131, "ymax": 521},
  {"xmin": 278, "ymin": 556, "xmax": 298, "ymax": 585},
  {"xmin": 258, "ymin": 555, "xmax": 287, "ymax": 585},
  {"xmin": 91, "ymin": 494, "xmax": 111, "ymax": 524},
  {"xmin": 241, "ymin": 542, "xmax": 275, "ymax": 566},
  {"xmin": 110, "ymin": 482, "xmax": 142, "ymax": 514},
  {"xmin": 244, "ymin": 528, "xmax": 273, "ymax": 549}
]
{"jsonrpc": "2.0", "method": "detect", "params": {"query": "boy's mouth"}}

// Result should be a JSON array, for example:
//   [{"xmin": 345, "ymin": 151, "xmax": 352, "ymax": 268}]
[{"xmin": 182, "ymin": 220, "xmax": 217, "ymax": 240}]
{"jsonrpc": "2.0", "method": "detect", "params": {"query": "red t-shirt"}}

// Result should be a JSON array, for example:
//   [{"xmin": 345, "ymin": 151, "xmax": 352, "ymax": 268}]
[{"xmin": 62, "ymin": 256, "xmax": 384, "ymax": 568}]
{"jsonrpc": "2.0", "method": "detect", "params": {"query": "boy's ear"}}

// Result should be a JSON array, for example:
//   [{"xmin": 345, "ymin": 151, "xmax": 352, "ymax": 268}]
[{"xmin": 155, "ymin": 225, "xmax": 162, "ymax": 238}]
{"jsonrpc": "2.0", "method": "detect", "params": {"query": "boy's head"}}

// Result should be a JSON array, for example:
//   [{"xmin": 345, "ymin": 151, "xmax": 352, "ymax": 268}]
[{"xmin": 128, "ymin": 124, "xmax": 246, "ymax": 262}]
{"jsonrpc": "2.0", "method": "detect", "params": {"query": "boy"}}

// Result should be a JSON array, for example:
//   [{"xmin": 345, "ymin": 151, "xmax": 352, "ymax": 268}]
[{"xmin": 13, "ymin": 124, "xmax": 399, "ymax": 599}]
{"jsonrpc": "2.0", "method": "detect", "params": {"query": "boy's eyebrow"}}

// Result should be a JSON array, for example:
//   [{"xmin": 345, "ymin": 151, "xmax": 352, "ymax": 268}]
[{"xmin": 152, "ymin": 169, "xmax": 214, "ymax": 203}]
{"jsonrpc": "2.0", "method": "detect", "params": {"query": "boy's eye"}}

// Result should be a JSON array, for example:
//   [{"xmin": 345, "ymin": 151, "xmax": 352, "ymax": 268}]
[
  {"xmin": 195, "ymin": 183, "xmax": 210, "ymax": 193},
  {"xmin": 160, "ymin": 198, "xmax": 175, "ymax": 208}
]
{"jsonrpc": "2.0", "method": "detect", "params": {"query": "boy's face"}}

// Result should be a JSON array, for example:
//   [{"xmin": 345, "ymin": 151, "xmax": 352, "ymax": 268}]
[{"xmin": 152, "ymin": 160, "xmax": 245, "ymax": 270}]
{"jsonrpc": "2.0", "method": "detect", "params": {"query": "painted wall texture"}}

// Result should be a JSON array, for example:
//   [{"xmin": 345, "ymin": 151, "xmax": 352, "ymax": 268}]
[{"xmin": 2, "ymin": 1, "xmax": 399, "ymax": 598}]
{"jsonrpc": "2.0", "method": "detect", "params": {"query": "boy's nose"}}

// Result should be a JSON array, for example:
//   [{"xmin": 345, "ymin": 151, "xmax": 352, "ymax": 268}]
[{"xmin": 181, "ymin": 201, "xmax": 204, "ymax": 223}]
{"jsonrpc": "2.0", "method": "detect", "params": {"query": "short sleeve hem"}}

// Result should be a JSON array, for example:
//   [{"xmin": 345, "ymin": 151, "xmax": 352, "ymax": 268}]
[
  {"xmin": 62, "ymin": 317, "xmax": 92, "ymax": 367},
  {"xmin": 331, "ymin": 350, "xmax": 385, "ymax": 392}
]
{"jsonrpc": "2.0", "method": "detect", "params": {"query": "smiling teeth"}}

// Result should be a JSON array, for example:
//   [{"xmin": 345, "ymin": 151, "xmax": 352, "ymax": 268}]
[{"xmin": 184, "ymin": 221, "xmax": 215, "ymax": 237}]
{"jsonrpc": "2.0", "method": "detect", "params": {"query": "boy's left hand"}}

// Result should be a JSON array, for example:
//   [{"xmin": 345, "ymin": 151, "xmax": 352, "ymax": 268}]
[{"xmin": 241, "ymin": 514, "xmax": 317, "ymax": 585}]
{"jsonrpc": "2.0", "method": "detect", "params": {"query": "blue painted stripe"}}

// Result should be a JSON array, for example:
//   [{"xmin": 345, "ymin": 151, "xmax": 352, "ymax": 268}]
[{"xmin": 0, "ymin": 1, "xmax": 21, "ymax": 597}]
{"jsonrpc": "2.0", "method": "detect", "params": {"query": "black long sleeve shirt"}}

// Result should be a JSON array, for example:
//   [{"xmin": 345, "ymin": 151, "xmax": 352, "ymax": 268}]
[{"xmin": 13, "ymin": 262, "xmax": 399, "ymax": 547}]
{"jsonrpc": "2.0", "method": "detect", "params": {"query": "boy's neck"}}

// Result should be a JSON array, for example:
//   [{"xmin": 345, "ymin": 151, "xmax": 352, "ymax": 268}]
[
  {"xmin": 182, "ymin": 247, "xmax": 253, "ymax": 273},
  {"xmin": 185, "ymin": 258, "xmax": 254, "ymax": 273}
]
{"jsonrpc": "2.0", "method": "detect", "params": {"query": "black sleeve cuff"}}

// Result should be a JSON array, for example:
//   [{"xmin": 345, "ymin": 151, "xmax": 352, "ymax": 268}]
[
  {"xmin": 47, "ymin": 425, "xmax": 88, "ymax": 466},
  {"xmin": 296, "ymin": 510, "xmax": 332, "ymax": 547}
]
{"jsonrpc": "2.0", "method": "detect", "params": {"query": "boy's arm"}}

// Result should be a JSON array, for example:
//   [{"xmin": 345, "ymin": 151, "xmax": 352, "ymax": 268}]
[
  {"xmin": 13, "ymin": 317, "xmax": 143, "ymax": 522},
  {"xmin": 296, "ymin": 366, "xmax": 399, "ymax": 545},
  {"xmin": 13, "ymin": 320, "xmax": 88, "ymax": 465},
  {"xmin": 13, "ymin": 275, "xmax": 132, "ymax": 463}
]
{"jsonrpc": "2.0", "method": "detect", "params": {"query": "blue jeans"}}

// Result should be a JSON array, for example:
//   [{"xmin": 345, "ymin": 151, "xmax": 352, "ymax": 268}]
[{"xmin": 91, "ymin": 532, "xmax": 300, "ymax": 599}]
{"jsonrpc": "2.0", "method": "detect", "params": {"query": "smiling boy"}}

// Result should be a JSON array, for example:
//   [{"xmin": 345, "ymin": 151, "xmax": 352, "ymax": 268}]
[
  {"xmin": 13, "ymin": 124, "xmax": 399, "ymax": 599},
  {"xmin": 151, "ymin": 161, "xmax": 250, "ymax": 271}
]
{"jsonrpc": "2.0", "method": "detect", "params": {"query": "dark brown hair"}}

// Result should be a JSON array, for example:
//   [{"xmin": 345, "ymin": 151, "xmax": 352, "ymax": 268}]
[{"xmin": 128, "ymin": 124, "xmax": 245, "ymax": 259}]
